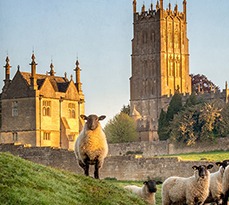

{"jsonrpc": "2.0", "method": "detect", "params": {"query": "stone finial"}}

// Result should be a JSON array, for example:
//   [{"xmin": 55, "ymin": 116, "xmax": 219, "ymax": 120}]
[
  {"xmin": 4, "ymin": 55, "xmax": 11, "ymax": 84},
  {"xmin": 29, "ymin": 53, "xmax": 38, "ymax": 90},
  {"xmin": 74, "ymin": 59, "xmax": 83, "ymax": 93},
  {"xmin": 49, "ymin": 62, "xmax": 56, "ymax": 76},
  {"xmin": 141, "ymin": 3, "xmax": 145, "ymax": 13},
  {"xmin": 133, "ymin": 0, "xmax": 137, "ymax": 13},
  {"xmin": 160, "ymin": 0, "xmax": 163, "ymax": 10},
  {"xmin": 150, "ymin": 2, "xmax": 153, "ymax": 11},
  {"xmin": 174, "ymin": 4, "xmax": 178, "ymax": 13}
]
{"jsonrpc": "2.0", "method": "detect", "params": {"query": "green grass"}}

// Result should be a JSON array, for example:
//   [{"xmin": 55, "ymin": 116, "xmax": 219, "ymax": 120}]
[
  {"xmin": 0, "ymin": 152, "xmax": 148, "ymax": 205},
  {"xmin": 160, "ymin": 150, "xmax": 229, "ymax": 161}
]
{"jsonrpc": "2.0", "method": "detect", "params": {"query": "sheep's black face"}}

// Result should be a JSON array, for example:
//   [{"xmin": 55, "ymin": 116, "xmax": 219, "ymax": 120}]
[
  {"xmin": 198, "ymin": 166, "xmax": 208, "ymax": 178},
  {"xmin": 215, "ymin": 160, "xmax": 229, "ymax": 170},
  {"xmin": 81, "ymin": 114, "xmax": 106, "ymax": 130},
  {"xmin": 144, "ymin": 180, "xmax": 157, "ymax": 193},
  {"xmin": 86, "ymin": 115, "xmax": 99, "ymax": 130},
  {"xmin": 222, "ymin": 160, "xmax": 229, "ymax": 169},
  {"xmin": 192, "ymin": 164, "xmax": 213, "ymax": 179}
]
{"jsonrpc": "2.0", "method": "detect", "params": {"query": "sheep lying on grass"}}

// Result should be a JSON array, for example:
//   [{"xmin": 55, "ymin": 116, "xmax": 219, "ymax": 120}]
[
  {"xmin": 162, "ymin": 164, "xmax": 213, "ymax": 205},
  {"xmin": 74, "ymin": 114, "xmax": 108, "ymax": 179},
  {"xmin": 124, "ymin": 180, "xmax": 162, "ymax": 205},
  {"xmin": 222, "ymin": 164, "xmax": 229, "ymax": 205},
  {"xmin": 205, "ymin": 161, "xmax": 229, "ymax": 205}
]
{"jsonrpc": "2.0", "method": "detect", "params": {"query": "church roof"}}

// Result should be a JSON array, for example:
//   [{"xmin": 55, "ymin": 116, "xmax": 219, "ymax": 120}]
[{"xmin": 20, "ymin": 72, "xmax": 71, "ymax": 92}]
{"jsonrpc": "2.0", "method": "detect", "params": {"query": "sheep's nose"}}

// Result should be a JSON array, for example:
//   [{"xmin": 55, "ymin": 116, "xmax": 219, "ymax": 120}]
[
  {"xmin": 199, "ymin": 172, "xmax": 206, "ymax": 178},
  {"xmin": 149, "ymin": 187, "xmax": 157, "ymax": 193}
]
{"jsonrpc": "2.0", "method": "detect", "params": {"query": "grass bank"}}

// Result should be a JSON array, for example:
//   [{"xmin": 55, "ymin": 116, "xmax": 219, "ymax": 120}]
[{"xmin": 0, "ymin": 152, "xmax": 148, "ymax": 205}]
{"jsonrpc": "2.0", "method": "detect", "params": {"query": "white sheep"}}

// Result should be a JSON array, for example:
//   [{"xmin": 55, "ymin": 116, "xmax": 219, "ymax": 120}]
[
  {"xmin": 205, "ymin": 161, "xmax": 229, "ymax": 204},
  {"xmin": 74, "ymin": 114, "xmax": 108, "ymax": 179},
  {"xmin": 222, "ymin": 164, "xmax": 229, "ymax": 205},
  {"xmin": 162, "ymin": 164, "xmax": 213, "ymax": 205},
  {"xmin": 124, "ymin": 180, "xmax": 162, "ymax": 205}
]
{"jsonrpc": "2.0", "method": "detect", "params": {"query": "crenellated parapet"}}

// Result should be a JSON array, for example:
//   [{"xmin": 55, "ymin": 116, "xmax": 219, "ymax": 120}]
[{"xmin": 133, "ymin": 0, "xmax": 187, "ymax": 22}]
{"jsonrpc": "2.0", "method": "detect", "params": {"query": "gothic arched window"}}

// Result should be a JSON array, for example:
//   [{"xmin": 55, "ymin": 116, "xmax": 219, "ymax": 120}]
[
  {"xmin": 68, "ymin": 103, "xmax": 76, "ymax": 119},
  {"xmin": 12, "ymin": 101, "xmax": 18, "ymax": 117},
  {"xmin": 42, "ymin": 100, "xmax": 51, "ymax": 116}
]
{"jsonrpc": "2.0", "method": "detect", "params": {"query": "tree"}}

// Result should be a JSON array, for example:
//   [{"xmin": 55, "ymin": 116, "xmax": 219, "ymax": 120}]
[
  {"xmin": 158, "ymin": 109, "xmax": 169, "ymax": 141},
  {"xmin": 198, "ymin": 102, "xmax": 222, "ymax": 141},
  {"xmin": 183, "ymin": 93, "xmax": 200, "ymax": 108},
  {"xmin": 166, "ymin": 92, "xmax": 183, "ymax": 122},
  {"xmin": 121, "ymin": 104, "xmax": 130, "ymax": 116},
  {"xmin": 157, "ymin": 92, "xmax": 183, "ymax": 141},
  {"xmin": 170, "ymin": 107, "xmax": 197, "ymax": 145},
  {"xmin": 170, "ymin": 100, "xmax": 224, "ymax": 145},
  {"xmin": 218, "ymin": 103, "xmax": 229, "ymax": 137},
  {"xmin": 104, "ymin": 112, "xmax": 138, "ymax": 143},
  {"xmin": 191, "ymin": 74, "xmax": 220, "ymax": 93}
]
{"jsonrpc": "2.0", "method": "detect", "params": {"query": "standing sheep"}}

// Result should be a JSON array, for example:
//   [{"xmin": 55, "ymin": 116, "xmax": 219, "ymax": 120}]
[
  {"xmin": 74, "ymin": 114, "xmax": 108, "ymax": 179},
  {"xmin": 222, "ymin": 164, "xmax": 229, "ymax": 205},
  {"xmin": 124, "ymin": 180, "xmax": 162, "ymax": 205},
  {"xmin": 205, "ymin": 161, "xmax": 229, "ymax": 205},
  {"xmin": 162, "ymin": 164, "xmax": 213, "ymax": 205}
]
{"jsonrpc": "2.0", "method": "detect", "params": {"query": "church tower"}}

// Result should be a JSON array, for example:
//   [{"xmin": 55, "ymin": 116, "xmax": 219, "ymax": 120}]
[{"xmin": 130, "ymin": 0, "xmax": 191, "ymax": 141}]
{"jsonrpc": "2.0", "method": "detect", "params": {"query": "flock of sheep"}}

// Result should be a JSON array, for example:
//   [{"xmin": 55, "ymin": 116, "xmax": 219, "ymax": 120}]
[
  {"xmin": 162, "ymin": 161, "xmax": 229, "ymax": 205},
  {"xmin": 74, "ymin": 114, "xmax": 229, "ymax": 205}
]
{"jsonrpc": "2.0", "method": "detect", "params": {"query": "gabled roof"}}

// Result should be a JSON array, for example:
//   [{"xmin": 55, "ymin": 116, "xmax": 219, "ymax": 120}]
[{"xmin": 20, "ymin": 72, "xmax": 72, "ymax": 93}]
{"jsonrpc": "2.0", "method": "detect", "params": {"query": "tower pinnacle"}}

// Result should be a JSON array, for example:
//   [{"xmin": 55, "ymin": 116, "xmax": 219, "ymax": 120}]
[
  {"xmin": 74, "ymin": 60, "xmax": 82, "ymax": 93},
  {"xmin": 4, "ymin": 56, "xmax": 11, "ymax": 81},
  {"xmin": 141, "ymin": 3, "xmax": 145, "ymax": 13},
  {"xmin": 183, "ymin": 0, "xmax": 187, "ymax": 22},
  {"xmin": 160, "ymin": 0, "xmax": 163, "ymax": 10},
  {"xmin": 30, "ymin": 53, "xmax": 38, "ymax": 90},
  {"xmin": 49, "ymin": 61, "xmax": 56, "ymax": 76},
  {"xmin": 3, "ymin": 56, "xmax": 12, "ymax": 91},
  {"xmin": 133, "ymin": 0, "xmax": 137, "ymax": 13}
]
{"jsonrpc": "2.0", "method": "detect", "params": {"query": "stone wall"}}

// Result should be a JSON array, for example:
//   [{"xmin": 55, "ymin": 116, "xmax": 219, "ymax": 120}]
[
  {"xmin": 108, "ymin": 137, "xmax": 229, "ymax": 157},
  {"xmin": 108, "ymin": 141, "xmax": 168, "ymax": 157},
  {"xmin": 102, "ymin": 156, "xmax": 218, "ymax": 181},
  {"xmin": 0, "ymin": 143, "xmax": 223, "ymax": 181}
]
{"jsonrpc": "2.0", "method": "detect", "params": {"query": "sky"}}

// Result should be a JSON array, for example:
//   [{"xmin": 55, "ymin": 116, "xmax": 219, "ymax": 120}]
[{"xmin": 0, "ymin": 0, "xmax": 229, "ymax": 127}]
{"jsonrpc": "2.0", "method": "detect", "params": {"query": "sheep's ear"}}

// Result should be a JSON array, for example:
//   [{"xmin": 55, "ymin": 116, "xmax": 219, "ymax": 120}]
[
  {"xmin": 192, "ymin": 166, "xmax": 198, "ymax": 170},
  {"xmin": 216, "ymin": 162, "xmax": 222, "ymax": 167},
  {"xmin": 156, "ymin": 181, "xmax": 162, "ymax": 185},
  {"xmin": 143, "ymin": 181, "xmax": 148, "ymax": 185},
  {"xmin": 207, "ymin": 164, "xmax": 214, "ymax": 170},
  {"xmin": 223, "ymin": 160, "xmax": 229, "ymax": 166},
  {"xmin": 80, "ymin": 115, "xmax": 88, "ymax": 120},
  {"xmin": 99, "ymin": 115, "xmax": 106, "ymax": 121}
]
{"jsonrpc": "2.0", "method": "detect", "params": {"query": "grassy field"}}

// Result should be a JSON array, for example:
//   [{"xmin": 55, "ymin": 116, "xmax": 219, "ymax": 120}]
[
  {"xmin": 0, "ymin": 151, "xmax": 228, "ymax": 205},
  {"xmin": 160, "ymin": 150, "xmax": 229, "ymax": 161}
]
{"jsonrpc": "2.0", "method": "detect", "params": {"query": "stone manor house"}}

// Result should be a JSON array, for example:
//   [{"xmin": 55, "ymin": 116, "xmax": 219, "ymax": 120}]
[{"xmin": 0, "ymin": 54, "xmax": 85, "ymax": 150}]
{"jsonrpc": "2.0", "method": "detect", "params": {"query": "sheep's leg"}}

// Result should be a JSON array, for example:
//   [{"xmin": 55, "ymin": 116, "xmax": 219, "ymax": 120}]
[
  {"xmin": 84, "ymin": 163, "xmax": 89, "ymax": 176},
  {"xmin": 94, "ymin": 159, "xmax": 101, "ymax": 179},
  {"xmin": 83, "ymin": 157, "xmax": 90, "ymax": 176},
  {"xmin": 79, "ymin": 159, "xmax": 89, "ymax": 176},
  {"xmin": 222, "ymin": 190, "xmax": 229, "ymax": 205}
]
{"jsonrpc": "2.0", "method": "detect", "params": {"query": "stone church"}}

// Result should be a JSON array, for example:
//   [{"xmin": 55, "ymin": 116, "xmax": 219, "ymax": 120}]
[
  {"xmin": 129, "ymin": 0, "xmax": 229, "ymax": 141},
  {"xmin": 0, "ymin": 54, "xmax": 85, "ymax": 150}
]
